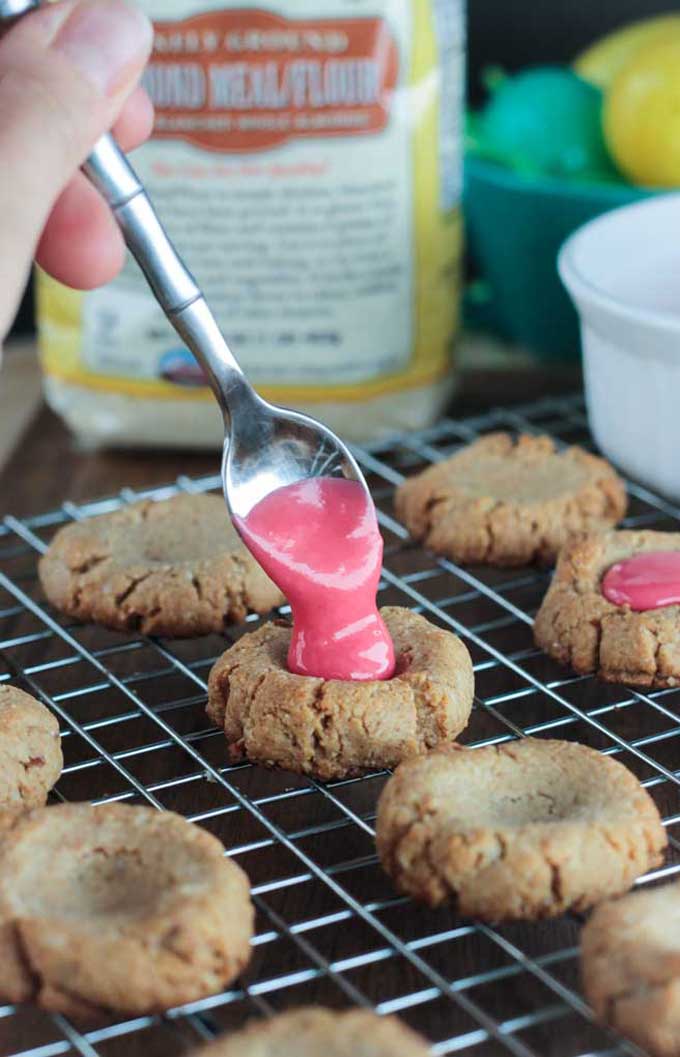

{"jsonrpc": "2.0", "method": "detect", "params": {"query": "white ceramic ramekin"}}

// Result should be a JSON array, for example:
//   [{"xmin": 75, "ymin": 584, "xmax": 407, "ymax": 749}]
[{"xmin": 559, "ymin": 193, "xmax": 680, "ymax": 502}]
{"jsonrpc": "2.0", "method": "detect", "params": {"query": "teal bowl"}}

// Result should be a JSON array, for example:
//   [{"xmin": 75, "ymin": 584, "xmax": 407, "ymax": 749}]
[{"xmin": 464, "ymin": 156, "xmax": 649, "ymax": 361}]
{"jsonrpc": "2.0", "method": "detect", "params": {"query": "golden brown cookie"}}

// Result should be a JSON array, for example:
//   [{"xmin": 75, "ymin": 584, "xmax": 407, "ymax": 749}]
[
  {"xmin": 0, "ymin": 686, "xmax": 61, "ymax": 811},
  {"xmin": 207, "ymin": 606, "xmax": 474, "ymax": 780},
  {"xmin": 375, "ymin": 738, "xmax": 665, "ymax": 920},
  {"xmin": 395, "ymin": 433, "xmax": 626, "ymax": 567},
  {"xmin": 535, "ymin": 529, "xmax": 680, "ymax": 687},
  {"xmin": 582, "ymin": 882, "xmax": 680, "ymax": 1057},
  {"xmin": 39, "ymin": 494, "xmax": 284, "ymax": 637},
  {"xmin": 191, "ymin": 1007, "xmax": 430, "ymax": 1056},
  {"xmin": 0, "ymin": 803, "xmax": 253, "ymax": 1019}
]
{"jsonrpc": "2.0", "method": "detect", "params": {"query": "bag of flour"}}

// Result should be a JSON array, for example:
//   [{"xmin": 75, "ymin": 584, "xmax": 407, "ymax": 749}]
[{"xmin": 37, "ymin": 0, "xmax": 465, "ymax": 447}]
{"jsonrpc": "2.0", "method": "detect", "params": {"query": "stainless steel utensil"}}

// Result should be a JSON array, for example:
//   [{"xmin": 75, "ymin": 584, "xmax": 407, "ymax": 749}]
[{"xmin": 1, "ymin": 0, "xmax": 370, "ymax": 519}]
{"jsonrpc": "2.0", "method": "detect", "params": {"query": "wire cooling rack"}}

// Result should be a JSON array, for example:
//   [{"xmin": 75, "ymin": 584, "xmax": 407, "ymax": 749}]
[{"xmin": 0, "ymin": 391, "xmax": 678, "ymax": 1057}]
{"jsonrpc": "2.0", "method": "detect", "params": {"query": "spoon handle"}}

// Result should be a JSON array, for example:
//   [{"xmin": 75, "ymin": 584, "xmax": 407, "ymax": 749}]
[
  {"xmin": 84, "ymin": 136, "xmax": 198, "ymax": 314},
  {"xmin": 84, "ymin": 134, "xmax": 252, "ymax": 419}
]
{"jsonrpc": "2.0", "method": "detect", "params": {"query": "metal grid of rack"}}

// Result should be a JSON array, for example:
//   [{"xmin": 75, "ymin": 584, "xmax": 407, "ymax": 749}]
[{"xmin": 0, "ymin": 391, "xmax": 678, "ymax": 1057}]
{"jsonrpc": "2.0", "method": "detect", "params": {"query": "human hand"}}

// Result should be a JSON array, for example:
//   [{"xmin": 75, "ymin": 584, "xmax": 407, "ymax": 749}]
[{"xmin": 0, "ymin": 0, "xmax": 153, "ymax": 344}]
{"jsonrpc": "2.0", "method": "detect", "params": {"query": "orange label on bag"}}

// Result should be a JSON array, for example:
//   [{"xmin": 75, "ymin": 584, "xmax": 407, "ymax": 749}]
[{"xmin": 143, "ymin": 11, "xmax": 399, "ymax": 152}]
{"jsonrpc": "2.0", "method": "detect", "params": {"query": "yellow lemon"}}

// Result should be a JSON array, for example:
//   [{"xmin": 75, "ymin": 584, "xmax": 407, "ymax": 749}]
[
  {"xmin": 575, "ymin": 14, "xmax": 680, "ymax": 88},
  {"xmin": 604, "ymin": 36, "xmax": 680, "ymax": 187}
]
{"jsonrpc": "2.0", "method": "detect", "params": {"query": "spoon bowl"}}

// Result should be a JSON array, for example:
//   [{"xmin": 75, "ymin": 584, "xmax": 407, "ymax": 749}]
[
  {"xmin": 163, "ymin": 285, "xmax": 370, "ymax": 520},
  {"xmin": 223, "ymin": 388, "xmax": 369, "ymax": 520}
]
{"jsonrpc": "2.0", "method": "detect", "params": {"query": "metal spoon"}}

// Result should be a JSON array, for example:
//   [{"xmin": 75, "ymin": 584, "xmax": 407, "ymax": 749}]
[{"xmin": 1, "ymin": 0, "xmax": 370, "ymax": 520}]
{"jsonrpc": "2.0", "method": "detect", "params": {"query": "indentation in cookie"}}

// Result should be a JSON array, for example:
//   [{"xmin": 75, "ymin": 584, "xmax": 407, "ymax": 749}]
[
  {"xmin": 376, "ymin": 738, "xmax": 666, "ymax": 920},
  {"xmin": 207, "ymin": 606, "xmax": 474, "ymax": 780},
  {"xmin": 0, "ymin": 803, "xmax": 254, "ymax": 1019},
  {"xmin": 535, "ymin": 529, "xmax": 680, "ymax": 687},
  {"xmin": 395, "ymin": 433, "xmax": 627, "ymax": 567},
  {"xmin": 602, "ymin": 550, "xmax": 680, "ymax": 611},
  {"xmin": 38, "ymin": 494, "xmax": 284, "ymax": 637}
]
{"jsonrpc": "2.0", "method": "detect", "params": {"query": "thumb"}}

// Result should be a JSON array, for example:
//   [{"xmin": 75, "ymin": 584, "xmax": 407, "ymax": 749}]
[{"xmin": 0, "ymin": 0, "xmax": 152, "ymax": 337}]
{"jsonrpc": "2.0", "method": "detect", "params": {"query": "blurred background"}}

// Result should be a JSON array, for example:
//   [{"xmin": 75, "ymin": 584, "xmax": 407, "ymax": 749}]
[
  {"xmin": 7, "ymin": 0, "xmax": 680, "ymax": 480},
  {"xmin": 468, "ymin": 0, "xmax": 670, "ymax": 105},
  {"xmin": 9, "ymin": 0, "xmax": 670, "ymax": 340}
]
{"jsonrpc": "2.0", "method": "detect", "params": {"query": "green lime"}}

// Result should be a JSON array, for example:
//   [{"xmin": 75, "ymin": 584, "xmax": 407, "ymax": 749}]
[{"xmin": 475, "ymin": 66, "xmax": 619, "ymax": 182}]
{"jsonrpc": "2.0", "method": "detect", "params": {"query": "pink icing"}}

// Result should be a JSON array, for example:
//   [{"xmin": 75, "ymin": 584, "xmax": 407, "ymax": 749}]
[
  {"xmin": 235, "ymin": 477, "xmax": 395, "ymax": 682},
  {"xmin": 602, "ymin": 551, "xmax": 680, "ymax": 611}
]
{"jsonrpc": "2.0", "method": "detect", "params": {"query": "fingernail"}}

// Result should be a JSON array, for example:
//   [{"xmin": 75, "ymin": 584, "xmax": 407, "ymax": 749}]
[
  {"xmin": 52, "ymin": 0, "xmax": 152, "ymax": 96},
  {"xmin": 34, "ymin": 1, "xmax": 79, "ymax": 42}
]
